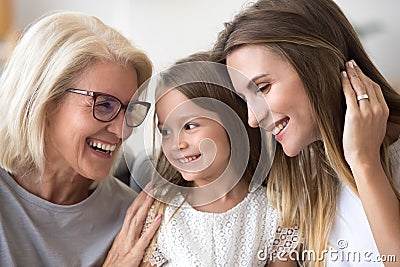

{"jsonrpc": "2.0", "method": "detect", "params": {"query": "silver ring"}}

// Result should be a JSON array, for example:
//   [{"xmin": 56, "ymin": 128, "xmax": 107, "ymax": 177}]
[{"xmin": 356, "ymin": 94, "xmax": 369, "ymax": 101}]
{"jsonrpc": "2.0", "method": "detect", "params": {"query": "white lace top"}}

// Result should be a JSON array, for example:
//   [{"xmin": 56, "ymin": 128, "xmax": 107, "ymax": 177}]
[{"xmin": 145, "ymin": 187, "xmax": 298, "ymax": 267}]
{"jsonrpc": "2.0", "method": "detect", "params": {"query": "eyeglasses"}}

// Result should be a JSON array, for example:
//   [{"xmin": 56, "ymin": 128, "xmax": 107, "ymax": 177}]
[{"xmin": 66, "ymin": 88, "xmax": 151, "ymax": 127}]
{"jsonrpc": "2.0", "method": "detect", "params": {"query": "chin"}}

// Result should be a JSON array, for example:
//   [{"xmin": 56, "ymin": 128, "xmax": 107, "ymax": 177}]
[
  {"xmin": 181, "ymin": 171, "xmax": 203, "ymax": 183},
  {"xmin": 281, "ymin": 136, "xmax": 315, "ymax": 157},
  {"xmin": 282, "ymin": 145, "xmax": 302, "ymax": 158},
  {"xmin": 180, "ymin": 175, "xmax": 196, "ymax": 182}
]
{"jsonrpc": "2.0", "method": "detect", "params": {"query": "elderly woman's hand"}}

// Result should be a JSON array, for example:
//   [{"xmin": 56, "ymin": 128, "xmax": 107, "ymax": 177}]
[{"xmin": 103, "ymin": 187, "xmax": 161, "ymax": 267}]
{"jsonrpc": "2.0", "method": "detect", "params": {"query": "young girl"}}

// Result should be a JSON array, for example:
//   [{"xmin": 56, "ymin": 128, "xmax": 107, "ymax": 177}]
[
  {"xmin": 213, "ymin": 0, "xmax": 400, "ymax": 266},
  {"xmin": 141, "ymin": 52, "xmax": 298, "ymax": 266}
]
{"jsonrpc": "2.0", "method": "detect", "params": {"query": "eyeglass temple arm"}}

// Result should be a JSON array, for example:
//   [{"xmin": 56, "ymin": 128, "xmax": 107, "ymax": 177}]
[{"xmin": 67, "ymin": 88, "xmax": 94, "ymax": 96}]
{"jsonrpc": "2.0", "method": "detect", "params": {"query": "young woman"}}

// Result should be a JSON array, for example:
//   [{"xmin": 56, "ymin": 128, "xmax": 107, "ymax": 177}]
[
  {"xmin": 213, "ymin": 0, "xmax": 400, "ymax": 266},
  {"xmin": 141, "ymin": 52, "xmax": 298, "ymax": 266}
]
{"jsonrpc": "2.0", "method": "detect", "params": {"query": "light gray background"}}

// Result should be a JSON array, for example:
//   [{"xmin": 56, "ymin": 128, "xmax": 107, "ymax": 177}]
[{"xmin": 12, "ymin": 0, "xmax": 400, "ymax": 82}]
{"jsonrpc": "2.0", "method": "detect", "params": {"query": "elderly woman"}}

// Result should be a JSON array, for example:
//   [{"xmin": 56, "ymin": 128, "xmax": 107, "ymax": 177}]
[{"xmin": 0, "ymin": 11, "xmax": 160, "ymax": 266}]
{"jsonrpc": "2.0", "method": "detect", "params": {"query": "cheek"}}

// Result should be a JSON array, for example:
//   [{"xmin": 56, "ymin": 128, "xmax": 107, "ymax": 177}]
[
  {"xmin": 213, "ymin": 133, "xmax": 231, "ymax": 157},
  {"xmin": 196, "ymin": 136, "xmax": 210, "ymax": 153},
  {"xmin": 56, "ymin": 124, "xmax": 86, "ymax": 156},
  {"xmin": 265, "ymin": 93, "xmax": 291, "ymax": 112},
  {"xmin": 161, "ymin": 139, "xmax": 172, "ymax": 154},
  {"xmin": 298, "ymin": 100, "xmax": 318, "ymax": 134}
]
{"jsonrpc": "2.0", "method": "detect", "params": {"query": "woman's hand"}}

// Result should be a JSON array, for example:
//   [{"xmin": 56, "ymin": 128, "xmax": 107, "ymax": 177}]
[
  {"xmin": 341, "ymin": 60, "xmax": 389, "ymax": 170},
  {"xmin": 103, "ymin": 186, "xmax": 161, "ymax": 267},
  {"xmin": 341, "ymin": 60, "xmax": 400, "ymax": 266}
]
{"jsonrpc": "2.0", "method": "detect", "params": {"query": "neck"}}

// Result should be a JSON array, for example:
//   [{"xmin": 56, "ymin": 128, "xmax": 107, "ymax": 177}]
[
  {"xmin": 190, "ymin": 178, "xmax": 249, "ymax": 213},
  {"xmin": 12, "ymin": 168, "xmax": 94, "ymax": 205}
]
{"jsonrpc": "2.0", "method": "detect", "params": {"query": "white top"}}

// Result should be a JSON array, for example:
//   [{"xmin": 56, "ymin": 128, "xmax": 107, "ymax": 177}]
[
  {"xmin": 145, "ymin": 187, "xmax": 298, "ymax": 267},
  {"xmin": 328, "ymin": 136, "xmax": 400, "ymax": 266}
]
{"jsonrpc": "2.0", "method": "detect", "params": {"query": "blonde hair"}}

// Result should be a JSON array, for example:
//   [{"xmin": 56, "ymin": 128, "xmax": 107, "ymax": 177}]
[
  {"xmin": 0, "ymin": 11, "xmax": 152, "ymax": 177},
  {"xmin": 213, "ymin": 0, "xmax": 400, "ymax": 266}
]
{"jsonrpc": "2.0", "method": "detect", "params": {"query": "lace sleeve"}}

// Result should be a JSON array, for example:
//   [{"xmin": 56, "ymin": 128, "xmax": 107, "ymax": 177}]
[
  {"xmin": 142, "ymin": 205, "xmax": 168, "ymax": 267},
  {"xmin": 269, "ymin": 225, "xmax": 299, "ymax": 259}
]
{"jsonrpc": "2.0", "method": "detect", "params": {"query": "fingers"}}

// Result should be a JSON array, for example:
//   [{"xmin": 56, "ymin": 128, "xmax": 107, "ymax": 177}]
[
  {"xmin": 341, "ymin": 59, "xmax": 389, "ymax": 166},
  {"xmin": 103, "ymin": 183, "xmax": 162, "ymax": 267},
  {"xmin": 118, "ymin": 184, "xmax": 155, "ymax": 243},
  {"xmin": 341, "ymin": 71, "xmax": 358, "ymax": 111},
  {"xmin": 127, "ymin": 183, "xmax": 154, "ymax": 221},
  {"xmin": 344, "ymin": 60, "xmax": 375, "ymax": 110},
  {"xmin": 345, "ymin": 60, "xmax": 367, "ymax": 96},
  {"xmin": 373, "ymin": 80, "xmax": 386, "ymax": 105},
  {"xmin": 122, "ymin": 214, "xmax": 162, "ymax": 267},
  {"xmin": 134, "ymin": 214, "xmax": 162, "ymax": 252},
  {"xmin": 343, "ymin": 60, "xmax": 388, "ymax": 117},
  {"xmin": 126, "ymin": 191, "xmax": 156, "ymax": 243}
]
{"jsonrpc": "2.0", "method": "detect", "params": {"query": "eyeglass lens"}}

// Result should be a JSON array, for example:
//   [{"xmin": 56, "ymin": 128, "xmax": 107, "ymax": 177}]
[
  {"xmin": 94, "ymin": 95, "xmax": 121, "ymax": 121},
  {"xmin": 94, "ymin": 95, "xmax": 148, "ymax": 127},
  {"xmin": 125, "ymin": 103, "xmax": 149, "ymax": 127}
]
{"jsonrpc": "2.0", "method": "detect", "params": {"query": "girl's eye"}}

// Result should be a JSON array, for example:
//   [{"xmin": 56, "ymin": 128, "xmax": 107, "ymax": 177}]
[
  {"xmin": 161, "ymin": 128, "xmax": 171, "ymax": 136},
  {"xmin": 257, "ymin": 84, "xmax": 271, "ymax": 94},
  {"xmin": 185, "ymin": 123, "xmax": 197, "ymax": 130}
]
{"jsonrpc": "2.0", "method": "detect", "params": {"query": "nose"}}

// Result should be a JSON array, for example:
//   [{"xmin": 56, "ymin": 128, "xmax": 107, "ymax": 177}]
[
  {"xmin": 247, "ymin": 106, "xmax": 259, "ymax": 128},
  {"xmin": 173, "ymin": 131, "xmax": 189, "ymax": 151},
  {"xmin": 162, "ymin": 131, "xmax": 189, "ymax": 158},
  {"xmin": 106, "ymin": 111, "xmax": 126, "ymax": 139}
]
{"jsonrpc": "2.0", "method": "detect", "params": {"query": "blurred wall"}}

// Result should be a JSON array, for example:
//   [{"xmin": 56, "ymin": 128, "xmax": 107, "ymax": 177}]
[
  {"xmin": 12, "ymin": 0, "xmax": 400, "ymax": 83},
  {"xmin": 13, "ymin": 0, "xmax": 252, "ymax": 72},
  {"xmin": 335, "ymin": 0, "xmax": 400, "ymax": 85}
]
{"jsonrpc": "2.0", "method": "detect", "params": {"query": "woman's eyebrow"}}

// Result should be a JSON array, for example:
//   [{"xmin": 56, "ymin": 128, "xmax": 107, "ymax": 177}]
[{"xmin": 247, "ymin": 74, "xmax": 268, "ymax": 89}]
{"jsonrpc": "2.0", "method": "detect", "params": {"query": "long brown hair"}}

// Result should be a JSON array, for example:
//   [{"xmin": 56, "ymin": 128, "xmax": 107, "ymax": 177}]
[{"xmin": 213, "ymin": 0, "xmax": 400, "ymax": 266}]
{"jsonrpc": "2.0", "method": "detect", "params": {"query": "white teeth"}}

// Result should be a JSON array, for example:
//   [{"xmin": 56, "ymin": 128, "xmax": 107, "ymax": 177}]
[
  {"xmin": 272, "ymin": 120, "xmax": 288, "ymax": 136},
  {"xmin": 178, "ymin": 155, "xmax": 199, "ymax": 164},
  {"xmin": 88, "ymin": 140, "xmax": 117, "ymax": 153}
]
